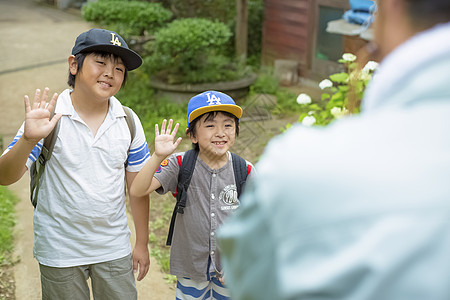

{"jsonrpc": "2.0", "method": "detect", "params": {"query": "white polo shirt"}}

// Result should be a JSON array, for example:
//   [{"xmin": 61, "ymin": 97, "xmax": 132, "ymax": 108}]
[{"xmin": 3, "ymin": 89, "xmax": 150, "ymax": 267}]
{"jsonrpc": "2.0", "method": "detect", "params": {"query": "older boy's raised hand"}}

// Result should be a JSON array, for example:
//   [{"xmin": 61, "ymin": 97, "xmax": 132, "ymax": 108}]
[
  {"xmin": 154, "ymin": 119, "xmax": 182, "ymax": 158},
  {"xmin": 23, "ymin": 88, "xmax": 62, "ymax": 144}
]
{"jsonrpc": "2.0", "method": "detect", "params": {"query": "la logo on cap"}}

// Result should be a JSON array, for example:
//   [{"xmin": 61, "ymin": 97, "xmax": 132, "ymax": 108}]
[
  {"xmin": 110, "ymin": 33, "xmax": 121, "ymax": 46},
  {"xmin": 206, "ymin": 92, "xmax": 222, "ymax": 106}
]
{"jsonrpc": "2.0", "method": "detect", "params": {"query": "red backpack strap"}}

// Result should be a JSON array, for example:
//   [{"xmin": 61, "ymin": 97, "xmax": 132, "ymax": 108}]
[
  {"xmin": 176, "ymin": 155, "xmax": 183, "ymax": 168},
  {"xmin": 247, "ymin": 164, "xmax": 252, "ymax": 175},
  {"xmin": 171, "ymin": 154, "xmax": 184, "ymax": 198}
]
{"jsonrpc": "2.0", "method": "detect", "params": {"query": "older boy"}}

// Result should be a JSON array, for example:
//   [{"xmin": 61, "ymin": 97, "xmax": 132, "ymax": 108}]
[
  {"xmin": 130, "ymin": 91, "xmax": 255, "ymax": 300},
  {"xmin": 0, "ymin": 28, "xmax": 150, "ymax": 299}
]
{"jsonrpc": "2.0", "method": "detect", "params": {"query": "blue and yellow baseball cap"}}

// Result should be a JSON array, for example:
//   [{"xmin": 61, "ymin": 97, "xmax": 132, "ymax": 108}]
[{"xmin": 187, "ymin": 91, "xmax": 243, "ymax": 126}]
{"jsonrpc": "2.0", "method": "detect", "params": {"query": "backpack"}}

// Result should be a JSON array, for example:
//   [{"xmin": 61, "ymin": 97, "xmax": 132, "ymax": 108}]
[
  {"xmin": 30, "ymin": 106, "xmax": 136, "ymax": 208},
  {"xmin": 166, "ymin": 149, "xmax": 252, "ymax": 246}
]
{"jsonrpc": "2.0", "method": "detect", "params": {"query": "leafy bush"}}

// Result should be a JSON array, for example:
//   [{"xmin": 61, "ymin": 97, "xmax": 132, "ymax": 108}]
[
  {"xmin": 250, "ymin": 67, "xmax": 280, "ymax": 95},
  {"xmin": 117, "ymin": 71, "xmax": 186, "ymax": 143},
  {"xmin": 167, "ymin": 0, "xmax": 264, "ymax": 67},
  {"xmin": 144, "ymin": 18, "xmax": 252, "ymax": 84},
  {"xmin": 82, "ymin": 0, "xmax": 172, "ymax": 37}
]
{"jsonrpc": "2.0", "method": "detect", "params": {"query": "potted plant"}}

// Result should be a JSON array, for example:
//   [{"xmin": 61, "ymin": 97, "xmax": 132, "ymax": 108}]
[{"xmin": 144, "ymin": 18, "xmax": 256, "ymax": 102}]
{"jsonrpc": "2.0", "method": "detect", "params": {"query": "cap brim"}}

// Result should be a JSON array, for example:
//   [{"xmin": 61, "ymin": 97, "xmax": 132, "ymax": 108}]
[
  {"xmin": 189, "ymin": 104, "xmax": 243, "ymax": 124},
  {"xmin": 78, "ymin": 44, "xmax": 142, "ymax": 71}
]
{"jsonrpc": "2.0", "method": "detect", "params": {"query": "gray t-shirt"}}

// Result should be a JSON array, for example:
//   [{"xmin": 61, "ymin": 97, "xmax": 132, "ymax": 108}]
[{"xmin": 154, "ymin": 151, "xmax": 254, "ymax": 281}]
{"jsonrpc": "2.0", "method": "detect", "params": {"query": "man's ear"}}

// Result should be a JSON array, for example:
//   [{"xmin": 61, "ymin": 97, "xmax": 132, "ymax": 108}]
[{"xmin": 68, "ymin": 55, "xmax": 78, "ymax": 75}]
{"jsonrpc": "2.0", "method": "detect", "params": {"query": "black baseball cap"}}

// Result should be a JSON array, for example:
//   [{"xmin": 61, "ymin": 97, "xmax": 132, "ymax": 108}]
[{"xmin": 71, "ymin": 28, "xmax": 142, "ymax": 71}]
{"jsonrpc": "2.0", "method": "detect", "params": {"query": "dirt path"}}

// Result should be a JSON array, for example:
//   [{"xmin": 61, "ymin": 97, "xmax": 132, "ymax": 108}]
[{"xmin": 0, "ymin": 0, "xmax": 174, "ymax": 298}]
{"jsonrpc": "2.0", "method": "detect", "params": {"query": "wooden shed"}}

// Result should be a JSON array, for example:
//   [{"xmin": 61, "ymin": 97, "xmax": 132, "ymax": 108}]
[{"xmin": 261, "ymin": 0, "xmax": 371, "ymax": 82}]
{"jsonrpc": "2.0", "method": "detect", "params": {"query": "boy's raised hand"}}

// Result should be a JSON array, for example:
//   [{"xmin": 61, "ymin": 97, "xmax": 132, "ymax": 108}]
[
  {"xmin": 154, "ymin": 119, "xmax": 182, "ymax": 158},
  {"xmin": 23, "ymin": 88, "xmax": 62, "ymax": 143}
]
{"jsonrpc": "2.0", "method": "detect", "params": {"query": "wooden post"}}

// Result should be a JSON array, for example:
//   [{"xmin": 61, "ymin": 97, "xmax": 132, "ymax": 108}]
[{"xmin": 235, "ymin": 0, "xmax": 248, "ymax": 62}]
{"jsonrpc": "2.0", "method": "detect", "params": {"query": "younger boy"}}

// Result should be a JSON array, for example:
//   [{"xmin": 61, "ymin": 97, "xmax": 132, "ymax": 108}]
[
  {"xmin": 0, "ymin": 28, "xmax": 150, "ymax": 299},
  {"xmin": 130, "ymin": 90, "xmax": 255, "ymax": 300}
]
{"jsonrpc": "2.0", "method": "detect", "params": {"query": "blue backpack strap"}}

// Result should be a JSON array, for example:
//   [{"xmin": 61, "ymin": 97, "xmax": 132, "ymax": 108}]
[{"xmin": 166, "ymin": 149, "xmax": 198, "ymax": 246}]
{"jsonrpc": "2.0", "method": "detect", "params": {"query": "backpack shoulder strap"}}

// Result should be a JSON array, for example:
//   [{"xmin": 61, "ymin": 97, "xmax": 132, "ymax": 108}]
[
  {"xmin": 30, "ymin": 111, "xmax": 60, "ymax": 208},
  {"xmin": 176, "ymin": 149, "xmax": 198, "ymax": 212},
  {"xmin": 231, "ymin": 152, "xmax": 249, "ymax": 198},
  {"xmin": 166, "ymin": 149, "xmax": 198, "ymax": 246},
  {"xmin": 122, "ymin": 105, "xmax": 136, "ymax": 144}
]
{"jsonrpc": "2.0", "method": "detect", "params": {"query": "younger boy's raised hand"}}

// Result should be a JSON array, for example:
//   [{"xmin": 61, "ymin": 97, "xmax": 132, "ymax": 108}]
[
  {"xmin": 154, "ymin": 119, "xmax": 182, "ymax": 158},
  {"xmin": 23, "ymin": 88, "xmax": 62, "ymax": 144}
]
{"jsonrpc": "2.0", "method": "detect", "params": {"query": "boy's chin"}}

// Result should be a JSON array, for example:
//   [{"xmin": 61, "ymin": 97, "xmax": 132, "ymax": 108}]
[{"xmin": 201, "ymin": 146, "xmax": 230, "ymax": 158}]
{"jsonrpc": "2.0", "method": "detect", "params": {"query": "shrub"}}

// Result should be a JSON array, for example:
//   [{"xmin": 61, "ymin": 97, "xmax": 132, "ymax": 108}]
[
  {"xmin": 250, "ymin": 67, "xmax": 280, "ymax": 95},
  {"xmin": 82, "ymin": 0, "xmax": 173, "ymax": 37},
  {"xmin": 117, "ymin": 71, "xmax": 186, "ymax": 143},
  {"xmin": 167, "ymin": 0, "xmax": 264, "ymax": 67},
  {"xmin": 144, "ymin": 18, "xmax": 252, "ymax": 84}
]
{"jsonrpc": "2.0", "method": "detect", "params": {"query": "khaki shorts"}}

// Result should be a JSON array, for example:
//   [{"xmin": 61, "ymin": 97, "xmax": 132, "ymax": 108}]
[{"xmin": 39, "ymin": 254, "xmax": 137, "ymax": 300}]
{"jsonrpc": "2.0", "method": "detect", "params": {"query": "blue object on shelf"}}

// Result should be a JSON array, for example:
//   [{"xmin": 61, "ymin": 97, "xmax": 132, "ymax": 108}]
[{"xmin": 343, "ymin": 0, "xmax": 376, "ymax": 25}]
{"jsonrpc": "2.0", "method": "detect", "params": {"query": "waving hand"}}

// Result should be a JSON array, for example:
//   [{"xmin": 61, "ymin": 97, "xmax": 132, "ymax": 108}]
[
  {"xmin": 154, "ymin": 119, "xmax": 182, "ymax": 158},
  {"xmin": 23, "ymin": 88, "xmax": 62, "ymax": 143}
]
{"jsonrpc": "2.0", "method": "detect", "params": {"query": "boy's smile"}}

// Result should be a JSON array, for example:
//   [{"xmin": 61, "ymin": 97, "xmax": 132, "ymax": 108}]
[{"xmin": 191, "ymin": 112, "xmax": 236, "ymax": 167}]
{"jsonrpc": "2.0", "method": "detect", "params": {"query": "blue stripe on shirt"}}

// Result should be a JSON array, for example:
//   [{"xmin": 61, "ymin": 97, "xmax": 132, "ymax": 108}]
[
  {"xmin": 127, "ymin": 142, "xmax": 150, "ymax": 166},
  {"xmin": 6, "ymin": 134, "xmax": 23, "ymax": 149},
  {"xmin": 29, "ymin": 142, "xmax": 43, "ymax": 163},
  {"xmin": 6, "ymin": 134, "xmax": 42, "ymax": 163},
  {"xmin": 129, "ymin": 142, "xmax": 147, "ymax": 154}
]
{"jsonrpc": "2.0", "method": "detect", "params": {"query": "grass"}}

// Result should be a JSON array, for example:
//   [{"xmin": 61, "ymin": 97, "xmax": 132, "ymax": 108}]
[
  {"xmin": 0, "ymin": 185, "xmax": 19, "ymax": 299},
  {"xmin": 0, "ymin": 186, "xmax": 18, "ymax": 264}
]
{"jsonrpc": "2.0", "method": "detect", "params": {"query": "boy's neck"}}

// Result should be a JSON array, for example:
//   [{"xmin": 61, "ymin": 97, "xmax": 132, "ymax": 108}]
[
  {"xmin": 70, "ymin": 91, "xmax": 110, "ymax": 137},
  {"xmin": 198, "ymin": 151, "xmax": 229, "ymax": 170},
  {"xmin": 70, "ymin": 90, "xmax": 110, "ymax": 115}
]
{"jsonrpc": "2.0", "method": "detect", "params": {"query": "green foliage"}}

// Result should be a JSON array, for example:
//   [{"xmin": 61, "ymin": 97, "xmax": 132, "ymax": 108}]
[
  {"xmin": 147, "ymin": 193, "xmax": 176, "ymax": 280},
  {"xmin": 168, "ymin": 0, "xmax": 234, "ymax": 22},
  {"xmin": 150, "ymin": 248, "xmax": 171, "ymax": 273},
  {"xmin": 167, "ymin": 0, "xmax": 264, "ymax": 67},
  {"xmin": 0, "ymin": 186, "xmax": 18, "ymax": 264},
  {"xmin": 82, "ymin": 0, "xmax": 172, "ymax": 37},
  {"xmin": 250, "ymin": 67, "xmax": 280, "ymax": 95},
  {"xmin": 247, "ymin": 0, "xmax": 264, "ymax": 65},
  {"xmin": 116, "ymin": 71, "xmax": 186, "ymax": 144},
  {"xmin": 289, "ymin": 54, "xmax": 378, "ymax": 128},
  {"xmin": 144, "ymin": 18, "xmax": 252, "ymax": 84}
]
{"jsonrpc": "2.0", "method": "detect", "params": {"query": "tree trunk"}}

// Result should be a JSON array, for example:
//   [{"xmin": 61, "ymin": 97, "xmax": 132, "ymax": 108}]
[{"xmin": 235, "ymin": 0, "xmax": 248, "ymax": 62}]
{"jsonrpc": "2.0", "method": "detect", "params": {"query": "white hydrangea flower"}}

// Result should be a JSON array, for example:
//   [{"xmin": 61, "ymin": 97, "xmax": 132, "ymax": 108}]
[
  {"xmin": 362, "ymin": 61, "xmax": 379, "ymax": 73},
  {"xmin": 330, "ymin": 107, "xmax": 348, "ymax": 119},
  {"xmin": 302, "ymin": 115, "xmax": 316, "ymax": 127},
  {"xmin": 359, "ymin": 72, "xmax": 372, "ymax": 81},
  {"xmin": 330, "ymin": 107, "xmax": 341, "ymax": 116},
  {"xmin": 296, "ymin": 93, "xmax": 312, "ymax": 105},
  {"xmin": 319, "ymin": 79, "xmax": 333, "ymax": 90},
  {"xmin": 342, "ymin": 53, "xmax": 357, "ymax": 62}
]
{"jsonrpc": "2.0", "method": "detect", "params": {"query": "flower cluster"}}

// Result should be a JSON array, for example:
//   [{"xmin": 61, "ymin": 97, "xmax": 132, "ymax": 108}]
[{"xmin": 296, "ymin": 53, "xmax": 378, "ymax": 127}]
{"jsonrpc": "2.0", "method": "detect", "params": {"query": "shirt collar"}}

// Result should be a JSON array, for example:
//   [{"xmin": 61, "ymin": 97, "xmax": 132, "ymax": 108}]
[{"xmin": 54, "ymin": 89, "xmax": 126, "ymax": 119}]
